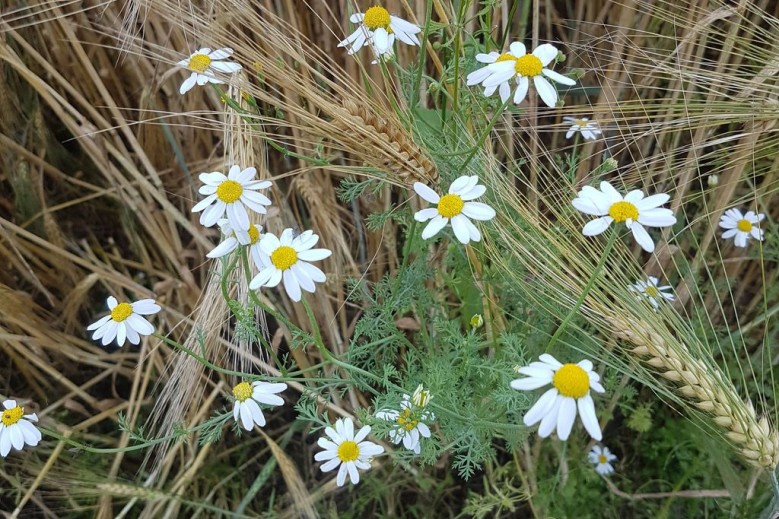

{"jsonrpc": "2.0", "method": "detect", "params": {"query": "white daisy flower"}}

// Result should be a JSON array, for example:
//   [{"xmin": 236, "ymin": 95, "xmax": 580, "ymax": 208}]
[
  {"xmin": 207, "ymin": 218, "xmax": 265, "ymax": 269},
  {"xmin": 176, "ymin": 48, "xmax": 242, "ymax": 95},
  {"xmin": 87, "ymin": 297, "xmax": 161, "ymax": 347},
  {"xmin": 413, "ymin": 175, "xmax": 496, "ymax": 244},
  {"xmin": 248, "ymin": 228, "xmax": 332, "ymax": 302},
  {"xmin": 719, "ymin": 208, "xmax": 765, "ymax": 248},
  {"xmin": 511, "ymin": 354, "xmax": 605, "ymax": 441},
  {"xmin": 338, "ymin": 6, "xmax": 421, "ymax": 59},
  {"xmin": 588, "ymin": 445, "xmax": 617, "ymax": 476},
  {"xmin": 466, "ymin": 50, "xmax": 517, "ymax": 103},
  {"xmin": 191, "ymin": 165, "xmax": 272, "ymax": 232},
  {"xmin": 315, "ymin": 417, "xmax": 384, "ymax": 487},
  {"xmin": 0, "ymin": 400, "xmax": 41, "ymax": 457},
  {"xmin": 375, "ymin": 385, "xmax": 434, "ymax": 455},
  {"xmin": 629, "ymin": 276, "xmax": 674, "ymax": 311},
  {"xmin": 572, "ymin": 181, "xmax": 677, "ymax": 253},
  {"xmin": 564, "ymin": 117, "xmax": 601, "ymax": 140},
  {"xmin": 478, "ymin": 42, "xmax": 576, "ymax": 108},
  {"xmin": 231, "ymin": 381, "xmax": 287, "ymax": 431}
]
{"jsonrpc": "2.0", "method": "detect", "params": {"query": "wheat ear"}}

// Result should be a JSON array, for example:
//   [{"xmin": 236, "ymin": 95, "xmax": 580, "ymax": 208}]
[
  {"xmin": 331, "ymin": 99, "xmax": 438, "ymax": 186},
  {"xmin": 607, "ymin": 314, "xmax": 779, "ymax": 470}
]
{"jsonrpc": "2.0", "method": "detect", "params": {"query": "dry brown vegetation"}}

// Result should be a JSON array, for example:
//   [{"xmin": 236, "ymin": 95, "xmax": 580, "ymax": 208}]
[{"xmin": 2, "ymin": 0, "xmax": 779, "ymax": 517}]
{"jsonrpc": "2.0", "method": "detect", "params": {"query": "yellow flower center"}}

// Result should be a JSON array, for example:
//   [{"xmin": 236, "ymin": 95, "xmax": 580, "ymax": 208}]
[
  {"xmin": 552, "ymin": 363, "xmax": 590, "ymax": 399},
  {"xmin": 397, "ymin": 409, "xmax": 419, "ymax": 431},
  {"xmin": 363, "ymin": 6, "xmax": 391, "ymax": 30},
  {"xmin": 644, "ymin": 286, "xmax": 659, "ymax": 297},
  {"xmin": 216, "ymin": 180, "xmax": 244, "ymax": 204},
  {"xmin": 337, "ymin": 440, "xmax": 360, "ymax": 462},
  {"xmin": 598, "ymin": 454, "xmax": 608, "ymax": 464},
  {"xmin": 271, "ymin": 246, "xmax": 298, "ymax": 270},
  {"xmin": 514, "ymin": 54, "xmax": 543, "ymax": 77},
  {"xmin": 608, "ymin": 201, "xmax": 639, "ymax": 223},
  {"xmin": 437, "ymin": 194, "xmax": 464, "ymax": 218},
  {"xmin": 248, "ymin": 226, "xmax": 261, "ymax": 245},
  {"xmin": 495, "ymin": 53, "xmax": 516, "ymax": 62},
  {"xmin": 232, "ymin": 382, "xmax": 252, "ymax": 402},
  {"xmin": 2, "ymin": 405, "xmax": 24, "ymax": 426},
  {"xmin": 110, "ymin": 302, "xmax": 133, "ymax": 322},
  {"xmin": 737, "ymin": 219, "xmax": 753, "ymax": 232},
  {"xmin": 575, "ymin": 119, "xmax": 589, "ymax": 127},
  {"xmin": 188, "ymin": 53, "xmax": 212, "ymax": 73}
]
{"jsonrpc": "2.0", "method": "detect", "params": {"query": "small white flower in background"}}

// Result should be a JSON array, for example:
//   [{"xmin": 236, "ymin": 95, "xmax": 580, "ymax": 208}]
[
  {"xmin": 470, "ymin": 314, "xmax": 484, "ymax": 329},
  {"xmin": 466, "ymin": 50, "xmax": 516, "ymax": 103},
  {"xmin": 177, "ymin": 48, "xmax": 242, "ymax": 95},
  {"xmin": 630, "ymin": 276, "xmax": 674, "ymax": 311},
  {"xmin": 476, "ymin": 42, "xmax": 576, "ymax": 108},
  {"xmin": 719, "ymin": 208, "xmax": 765, "ymax": 248},
  {"xmin": 413, "ymin": 175, "xmax": 496, "ymax": 244},
  {"xmin": 249, "ymin": 228, "xmax": 332, "ymax": 302},
  {"xmin": 564, "ymin": 117, "xmax": 601, "ymax": 140},
  {"xmin": 207, "ymin": 219, "xmax": 265, "ymax": 269},
  {"xmin": 191, "ymin": 166, "xmax": 272, "ymax": 232},
  {"xmin": 376, "ymin": 384, "xmax": 434, "ymax": 455},
  {"xmin": 232, "ymin": 381, "xmax": 287, "ymax": 431},
  {"xmin": 511, "ymin": 353, "xmax": 605, "ymax": 441},
  {"xmin": 338, "ymin": 6, "xmax": 421, "ymax": 59},
  {"xmin": 572, "ymin": 181, "xmax": 676, "ymax": 253},
  {"xmin": 707, "ymin": 174, "xmax": 719, "ymax": 187},
  {"xmin": 315, "ymin": 417, "xmax": 384, "ymax": 486},
  {"xmin": 0, "ymin": 400, "xmax": 41, "ymax": 457},
  {"xmin": 588, "ymin": 445, "xmax": 617, "ymax": 476},
  {"xmin": 87, "ymin": 297, "xmax": 161, "ymax": 347}
]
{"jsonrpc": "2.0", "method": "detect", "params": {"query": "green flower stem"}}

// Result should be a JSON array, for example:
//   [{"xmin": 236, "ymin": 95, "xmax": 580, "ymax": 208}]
[
  {"xmin": 39, "ymin": 412, "xmax": 232, "ymax": 454},
  {"xmin": 210, "ymin": 85, "xmax": 328, "ymax": 167},
  {"xmin": 545, "ymin": 229, "xmax": 618, "ymax": 351},
  {"xmin": 410, "ymin": 0, "xmax": 435, "ymax": 109},
  {"xmin": 457, "ymin": 98, "xmax": 512, "ymax": 170},
  {"xmin": 236, "ymin": 247, "xmax": 284, "ymax": 370}
]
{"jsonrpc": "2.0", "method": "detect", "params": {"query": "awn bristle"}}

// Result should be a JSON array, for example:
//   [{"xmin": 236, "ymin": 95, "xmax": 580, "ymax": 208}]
[{"xmin": 607, "ymin": 314, "xmax": 779, "ymax": 469}]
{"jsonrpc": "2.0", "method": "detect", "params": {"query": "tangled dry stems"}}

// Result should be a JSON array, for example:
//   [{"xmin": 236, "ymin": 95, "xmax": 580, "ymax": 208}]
[{"xmin": 607, "ymin": 314, "xmax": 779, "ymax": 470}]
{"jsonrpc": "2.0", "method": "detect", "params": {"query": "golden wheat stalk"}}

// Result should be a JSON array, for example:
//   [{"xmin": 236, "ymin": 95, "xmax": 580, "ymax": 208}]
[
  {"xmin": 606, "ymin": 313, "xmax": 779, "ymax": 470},
  {"xmin": 329, "ymin": 98, "xmax": 438, "ymax": 185}
]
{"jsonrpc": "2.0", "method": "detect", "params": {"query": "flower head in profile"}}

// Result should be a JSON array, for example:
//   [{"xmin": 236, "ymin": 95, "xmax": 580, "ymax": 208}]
[
  {"xmin": 315, "ymin": 417, "xmax": 384, "ymax": 486},
  {"xmin": 564, "ymin": 117, "xmax": 601, "ymax": 140},
  {"xmin": 588, "ymin": 445, "xmax": 617, "ymax": 476},
  {"xmin": 572, "ymin": 181, "xmax": 676, "ymax": 253},
  {"xmin": 511, "ymin": 354, "xmax": 605, "ymax": 441},
  {"xmin": 630, "ymin": 276, "xmax": 674, "ymax": 311},
  {"xmin": 249, "ymin": 229, "xmax": 332, "ymax": 302},
  {"xmin": 232, "ymin": 381, "xmax": 287, "ymax": 431},
  {"xmin": 375, "ymin": 385, "xmax": 434, "ymax": 455},
  {"xmin": 719, "ymin": 208, "xmax": 765, "ymax": 248},
  {"xmin": 0, "ymin": 400, "xmax": 41, "ymax": 457},
  {"xmin": 471, "ymin": 42, "xmax": 576, "ymax": 107},
  {"xmin": 338, "ymin": 6, "xmax": 421, "ymax": 60},
  {"xmin": 176, "ymin": 48, "xmax": 242, "ymax": 95},
  {"xmin": 466, "ymin": 50, "xmax": 516, "ymax": 103},
  {"xmin": 87, "ymin": 297, "xmax": 161, "ymax": 347},
  {"xmin": 191, "ymin": 166, "xmax": 272, "ymax": 232},
  {"xmin": 207, "ymin": 219, "xmax": 265, "ymax": 269},
  {"xmin": 413, "ymin": 176, "xmax": 496, "ymax": 244}
]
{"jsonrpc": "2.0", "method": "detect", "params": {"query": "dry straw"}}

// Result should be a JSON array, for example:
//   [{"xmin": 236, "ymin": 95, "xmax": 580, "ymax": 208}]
[{"xmin": 606, "ymin": 313, "xmax": 779, "ymax": 470}]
